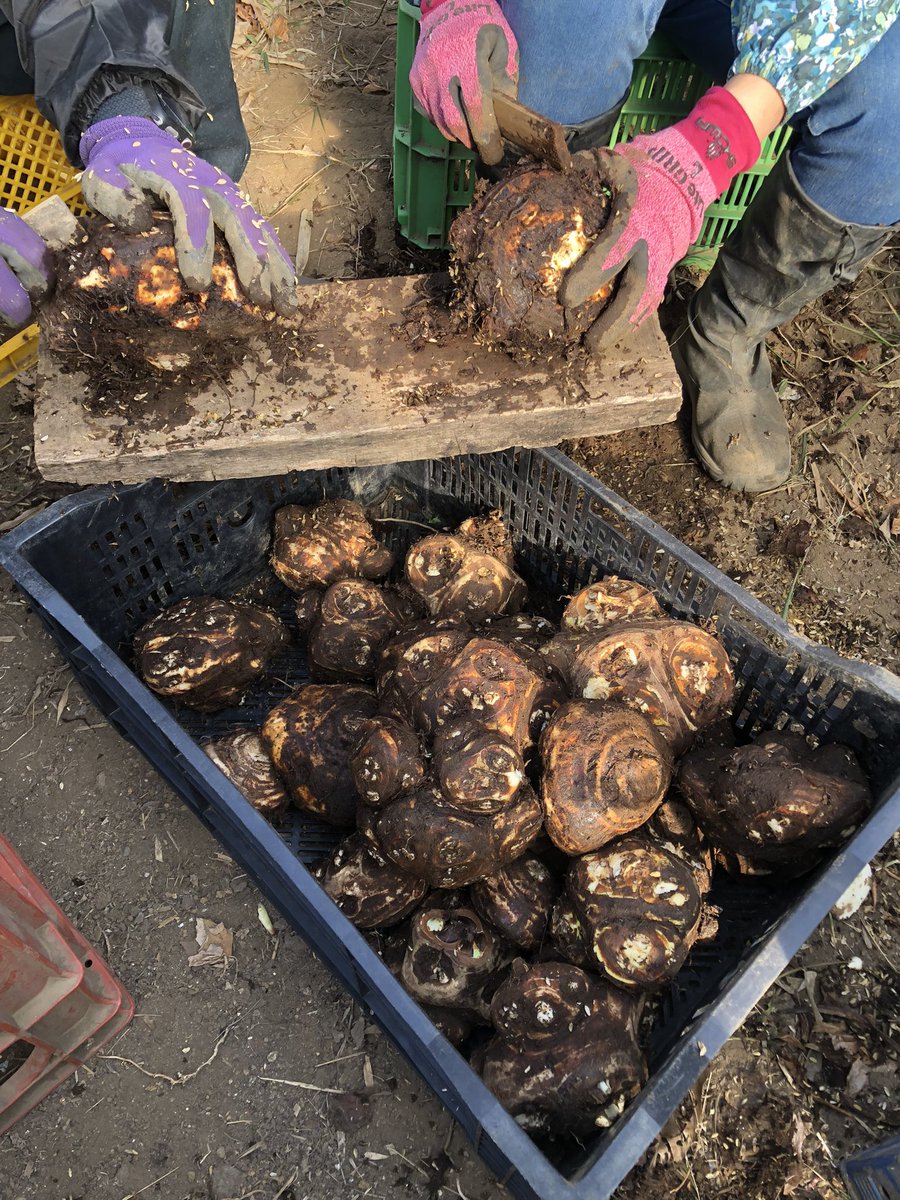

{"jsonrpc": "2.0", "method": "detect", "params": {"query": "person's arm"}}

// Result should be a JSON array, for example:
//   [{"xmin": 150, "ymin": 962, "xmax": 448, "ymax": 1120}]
[
  {"xmin": 723, "ymin": 74, "xmax": 784, "ymax": 140},
  {"xmin": 0, "ymin": 0, "xmax": 297, "ymax": 315},
  {"xmin": 0, "ymin": 0, "xmax": 205, "ymax": 167},
  {"xmin": 730, "ymin": 0, "xmax": 899, "ymax": 120}
]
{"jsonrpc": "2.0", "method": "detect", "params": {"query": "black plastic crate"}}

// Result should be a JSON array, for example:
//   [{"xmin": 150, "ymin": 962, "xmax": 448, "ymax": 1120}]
[{"xmin": 1, "ymin": 447, "xmax": 898, "ymax": 1200}]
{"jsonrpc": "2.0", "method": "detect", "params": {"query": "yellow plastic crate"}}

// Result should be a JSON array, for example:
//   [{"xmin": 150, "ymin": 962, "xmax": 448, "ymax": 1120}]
[{"xmin": 0, "ymin": 95, "xmax": 88, "ymax": 389}]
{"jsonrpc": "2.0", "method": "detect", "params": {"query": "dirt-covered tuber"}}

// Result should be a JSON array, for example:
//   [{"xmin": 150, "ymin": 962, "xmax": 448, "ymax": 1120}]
[
  {"xmin": 449, "ymin": 160, "xmax": 615, "ymax": 356},
  {"xmin": 677, "ymin": 731, "xmax": 872, "ymax": 874},
  {"xmin": 376, "ymin": 618, "xmax": 473, "ymax": 724},
  {"xmin": 135, "ymin": 596, "xmax": 287, "ymax": 712},
  {"xmin": 554, "ymin": 835, "xmax": 705, "ymax": 989},
  {"xmin": 308, "ymin": 580, "xmax": 418, "ymax": 681},
  {"xmin": 42, "ymin": 217, "xmax": 279, "ymax": 413},
  {"xmin": 561, "ymin": 578, "xmax": 663, "ymax": 633},
  {"xmin": 405, "ymin": 531, "xmax": 526, "ymax": 623},
  {"xmin": 470, "ymin": 856, "xmax": 557, "ymax": 950},
  {"xmin": 540, "ymin": 700, "xmax": 673, "ymax": 854},
  {"xmin": 351, "ymin": 717, "xmax": 427, "ymax": 807},
  {"xmin": 418, "ymin": 637, "xmax": 565, "ymax": 752},
  {"xmin": 359, "ymin": 781, "xmax": 543, "ymax": 888},
  {"xmin": 203, "ymin": 729, "xmax": 288, "ymax": 817},
  {"xmin": 316, "ymin": 834, "xmax": 428, "ymax": 929},
  {"xmin": 433, "ymin": 719, "xmax": 526, "ymax": 814},
  {"xmin": 479, "ymin": 960, "xmax": 646, "ymax": 1137},
  {"xmin": 544, "ymin": 618, "xmax": 734, "ymax": 753},
  {"xmin": 271, "ymin": 500, "xmax": 394, "ymax": 592},
  {"xmin": 262, "ymin": 683, "xmax": 378, "ymax": 825},
  {"xmin": 400, "ymin": 907, "xmax": 512, "ymax": 1021}
]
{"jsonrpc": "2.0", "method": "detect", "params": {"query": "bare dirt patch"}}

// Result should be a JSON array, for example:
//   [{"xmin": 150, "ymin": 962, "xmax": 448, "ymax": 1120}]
[{"xmin": 0, "ymin": 4, "xmax": 896, "ymax": 1199}]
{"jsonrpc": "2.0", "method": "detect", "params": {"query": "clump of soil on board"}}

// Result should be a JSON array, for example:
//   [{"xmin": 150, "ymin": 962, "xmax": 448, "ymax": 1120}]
[{"xmin": 40, "ymin": 216, "xmax": 313, "ymax": 424}]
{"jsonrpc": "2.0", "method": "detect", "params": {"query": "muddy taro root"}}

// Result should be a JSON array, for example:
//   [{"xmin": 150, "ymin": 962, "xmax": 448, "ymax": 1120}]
[
  {"xmin": 308, "ymin": 579, "xmax": 418, "ymax": 681},
  {"xmin": 479, "ymin": 960, "xmax": 646, "ymax": 1138},
  {"xmin": 316, "ymin": 833, "xmax": 428, "ymax": 929},
  {"xmin": 470, "ymin": 855, "xmax": 557, "ymax": 950},
  {"xmin": 262, "ymin": 683, "xmax": 378, "ymax": 825},
  {"xmin": 135, "ymin": 596, "xmax": 287, "ymax": 712},
  {"xmin": 375, "ymin": 617, "xmax": 473, "ymax": 723},
  {"xmin": 203, "ymin": 729, "xmax": 288, "ymax": 817},
  {"xmin": 552, "ymin": 835, "xmax": 705, "ymax": 989},
  {"xmin": 561, "ymin": 578, "xmax": 663, "ymax": 634},
  {"xmin": 678, "ymin": 731, "xmax": 872, "ymax": 874},
  {"xmin": 351, "ymin": 716, "xmax": 427, "ymax": 807},
  {"xmin": 41, "ymin": 217, "xmax": 283, "ymax": 410},
  {"xmin": 359, "ymin": 779, "xmax": 543, "ymax": 888},
  {"xmin": 545, "ymin": 618, "xmax": 734, "ymax": 754},
  {"xmin": 405, "ymin": 516, "xmax": 527, "ymax": 623},
  {"xmin": 400, "ymin": 907, "xmax": 512, "ymax": 1021},
  {"xmin": 540, "ymin": 700, "xmax": 673, "ymax": 854},
  {"xmin": 271, "ymin": 500, "xmax": 394, "ymax": 592},
  {"xmin": 449, "ymin": 158, "xmax": 615, "ymax": 356},
  {"xmin": 417, "ymin": 637, "xmax": 565, "ymax": 752}
]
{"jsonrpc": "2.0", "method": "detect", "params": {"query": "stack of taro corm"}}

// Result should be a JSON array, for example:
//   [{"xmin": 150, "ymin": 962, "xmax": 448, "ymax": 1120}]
[{"xmin": 134, "ymin": 501, "xmax": 872, "ymax": 1140}]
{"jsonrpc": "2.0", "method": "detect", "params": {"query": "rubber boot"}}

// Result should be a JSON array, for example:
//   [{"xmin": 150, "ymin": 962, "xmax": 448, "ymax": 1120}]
[{"xmin": 671, "ymin": 152, "xmax": 892, "ymax": 493}]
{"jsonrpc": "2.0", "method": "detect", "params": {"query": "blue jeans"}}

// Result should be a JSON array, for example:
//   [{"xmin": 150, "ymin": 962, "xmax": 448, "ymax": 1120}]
[{"xmin": 501, "ymin": 0, "xmax": 900, "ymax": 226}]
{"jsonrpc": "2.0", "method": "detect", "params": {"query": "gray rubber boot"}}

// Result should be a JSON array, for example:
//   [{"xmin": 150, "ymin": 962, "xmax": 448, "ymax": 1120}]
[{"xmin": 671, "ymin": 152, "xmax": 892, "ymax": 493}]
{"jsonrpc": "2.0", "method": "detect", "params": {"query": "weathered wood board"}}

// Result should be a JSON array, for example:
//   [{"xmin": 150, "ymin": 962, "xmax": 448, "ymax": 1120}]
[{"xmin": 34, "ymin": 274, "xmax": 682, "ymax": 484}]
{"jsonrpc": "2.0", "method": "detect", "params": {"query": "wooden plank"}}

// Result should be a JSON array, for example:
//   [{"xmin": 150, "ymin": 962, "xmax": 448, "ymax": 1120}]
[{"xmin": 34, "ymin": 274, "xmax": 681, "ymax": 484}]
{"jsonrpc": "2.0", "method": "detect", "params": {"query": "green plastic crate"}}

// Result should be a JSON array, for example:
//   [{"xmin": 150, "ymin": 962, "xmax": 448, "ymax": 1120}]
[
  {"xmin": 393, "ymin": 6, "xmax": 792, "ymax": 267},
  {"xmin": 394, "ymin": 0, "xmax": 478, "ymax": 248}
]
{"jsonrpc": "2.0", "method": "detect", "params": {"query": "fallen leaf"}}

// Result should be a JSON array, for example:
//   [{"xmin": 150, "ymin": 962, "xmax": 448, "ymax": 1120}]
[
  {"xmin": 257, "ymin": 903, "xmax": 275, "ymax": 936},
  {"xmin": 55, "ymin": 676, "xmax": 72, "ymax": 725},
  {"xmin": 188, "ymin": 918, "xmax": 234, "ymax": 969},
  {"xmin": 846, "ymin": 1058, "xmax": 870, "ymax": 1098},
  {"xmin": 791, "ymin": 1112, "xmax": 808, "ymax": 1158},
  {"xmin": 362, "ymin": 80, "xmax": 388, "ymax": 95}
]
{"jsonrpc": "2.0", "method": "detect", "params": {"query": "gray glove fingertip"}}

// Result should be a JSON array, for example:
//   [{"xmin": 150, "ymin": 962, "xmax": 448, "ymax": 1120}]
[
  {"xmin": 0, "ymin": 248, "xmax": 54, "ymax": 299},
  {"xmin": 81, "ymin": 171, "xmax": 155, "ymax": 234},
  {"xmin": 583, "ymin": 243, "xmax": 649, "ymax": 353},
  {"xmin": 560, "ymin": 159, "xmax": 639, "ymax": 308},
  {"xmin": 172, "ymin": 219, "xmax": 216, "ymax": 293}
]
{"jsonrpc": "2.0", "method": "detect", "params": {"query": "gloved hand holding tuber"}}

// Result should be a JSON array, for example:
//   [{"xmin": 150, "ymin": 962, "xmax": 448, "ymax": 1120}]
[
  {"xmin": 0, "ymin": 209, "xmax": 54, "ymax": 328},
  {"xmin": 79, "ymin": 118, "xmax": 298, "ymax": 316},
  {"xmin": 409, "ymin": 0, "xmax": 519, "ymax": 165},
  {"xmin": 560, "ymin": 87, "xmax": 762, "ymax": 349}
]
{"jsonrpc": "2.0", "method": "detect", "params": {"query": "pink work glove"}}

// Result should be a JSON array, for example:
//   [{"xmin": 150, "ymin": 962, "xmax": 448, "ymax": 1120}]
[
  {"xmin": 410, "ymin": 0, "xmax": 519, "ymax": 165},
  {"xmin": 560, "ymin": 87, "xmax": 761, "ymax": 348}
]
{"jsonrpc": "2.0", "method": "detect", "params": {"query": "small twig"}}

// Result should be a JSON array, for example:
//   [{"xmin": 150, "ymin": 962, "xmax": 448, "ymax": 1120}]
[
  {"xmin": 372, "ymin": 516, "xmax": 441, "ymax": 532},
  {"xmin": 102, "ymin": 1014, "xmax": 242, "ymax": 1086},
  {"xmin": 273, "ymin": 1169, "xmax": 299, "ymax": 1200},
  {"xmin": 257, "ymin": 1076, "xmax": 345, "ymax": 1094},
  {"xmin": 120, "ymin": 1164, "xmax": 181, "ymax": 1199},
  {"xmin": 781, "ymin": 549, "xmax": 809, "ymax": 622},
  {"xmin": 315, "ymin": 1051, "xmax": 365, "ymax": 1068}
]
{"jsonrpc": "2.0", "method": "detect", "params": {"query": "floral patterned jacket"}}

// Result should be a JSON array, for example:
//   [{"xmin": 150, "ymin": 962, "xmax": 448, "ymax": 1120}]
[{"xmin": 732, "ymin": 0, "xmax": 898, "ymax": 117}]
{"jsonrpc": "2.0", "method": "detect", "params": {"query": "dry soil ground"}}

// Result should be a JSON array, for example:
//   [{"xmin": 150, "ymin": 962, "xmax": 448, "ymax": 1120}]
[{"xmin": 0, "ymin": 3, "xmax": 898, "ymax": 1199}]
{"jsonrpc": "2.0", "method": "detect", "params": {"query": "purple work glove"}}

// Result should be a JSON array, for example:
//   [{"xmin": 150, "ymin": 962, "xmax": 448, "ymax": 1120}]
[
  {"xmin": 561, "ymin": 88, "xmax": 761, "ymax": 348},
  {"xmin": 79, "ymin": 118, "xmax": 297, "ymax": 315},
  {"xmin": 410, "ymin": 0, "xmax": 518, "ymax": 165},
  {"xmin": 0, "ymin": 209, "xmax": 54, "ymax": 327}
]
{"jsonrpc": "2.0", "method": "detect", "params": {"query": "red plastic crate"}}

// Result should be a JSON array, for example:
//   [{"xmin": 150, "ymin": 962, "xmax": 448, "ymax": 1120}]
[{"xmin": 0, "ymin": 836, "xmax": 134, "ymax": 1131}]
